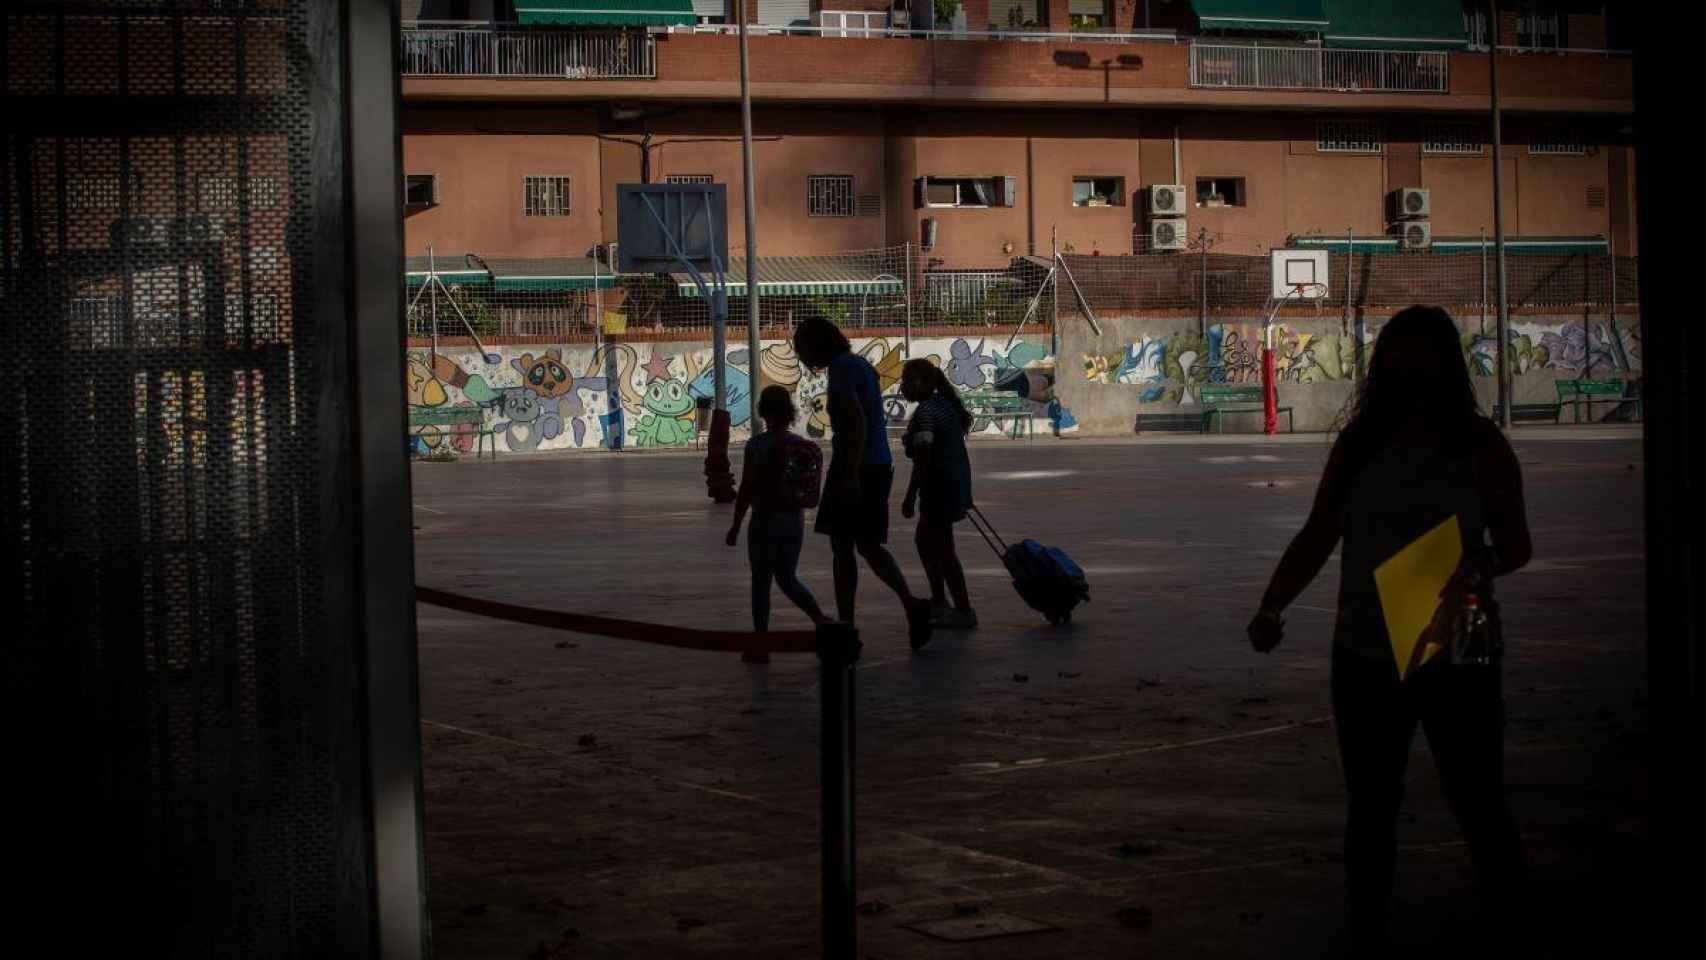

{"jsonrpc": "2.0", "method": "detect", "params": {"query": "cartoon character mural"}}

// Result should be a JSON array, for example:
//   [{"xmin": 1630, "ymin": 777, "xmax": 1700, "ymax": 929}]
[{"xmin": 631, "ymin": 377, "xmax": 698, "ymax": 447}]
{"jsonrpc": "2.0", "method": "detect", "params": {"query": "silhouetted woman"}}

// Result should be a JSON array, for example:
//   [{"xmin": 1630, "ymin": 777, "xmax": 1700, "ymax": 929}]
[
  {"xmin": 1247, "ymin": 305, "xmax": 1532, "ymax": 954},
  {"xmin": 899, "ymin": 359, "xmax": 977, "ymax": 630}
]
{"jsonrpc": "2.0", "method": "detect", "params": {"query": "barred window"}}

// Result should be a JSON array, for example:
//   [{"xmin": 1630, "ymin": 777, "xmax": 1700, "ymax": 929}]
[
  {"xmin": 523, "ymin": 175, "xmax": 572, "ymax": 217},
  {"xmin": 808, "ymin": 175, "xmax": 855, "ymax": 217},
  {"xmin": 1530, "ymin": 130, "xmax": 1586, "ymax": 156},
  {"xmin": 1423, "ymin": 123, "xmax": 1485, "ymax": 155},
  {"xmin": 67, "ymin": 174, "xmax": 142, "ymax": 212},
  {"xmin": 1316, "ymin": 120, "xmax": 1382, "ymax": 154},
  {"xmin": 198, "ymin": 174, "xmax": 282, "ymax": 211},
  {"xmin": 665, "ymin": 174, "xmax": 714, "ymax": 184}
]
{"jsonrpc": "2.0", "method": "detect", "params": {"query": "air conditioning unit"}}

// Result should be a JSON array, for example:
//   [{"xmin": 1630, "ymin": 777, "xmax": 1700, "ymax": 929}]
[
  {"xmin": 173, "ymin": 215, "xmax": 228, "ymax": 245},
  {"xmin": 110, "ymin": 216, "xmax": 171, "ymax": 247},
  {"xmin": 1387, "ymin": 187, "xmax": 1430, "ymax": 221},
  {"xmin": 1149, "ymin": 217, "xmax": 1188, "ymax": 251},
  {"xmin": 1397, "ymin": 220, "xmax": 1432, "ymax": 250},
  {"xmin": 1145, "ymin": 184, "xmax": 1188, "ymax": 216}
]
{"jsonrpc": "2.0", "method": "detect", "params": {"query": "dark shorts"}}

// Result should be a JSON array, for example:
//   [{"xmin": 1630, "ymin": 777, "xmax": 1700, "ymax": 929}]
[{"xmin": 814, "ymin": 462, "xmax": 893, "ymax": 545}]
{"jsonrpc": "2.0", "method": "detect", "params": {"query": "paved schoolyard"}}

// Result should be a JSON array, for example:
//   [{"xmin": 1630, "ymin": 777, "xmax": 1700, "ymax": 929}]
[{"xmin": 411, "ymin": 427, "xmax": 1651, "ymax": 959}]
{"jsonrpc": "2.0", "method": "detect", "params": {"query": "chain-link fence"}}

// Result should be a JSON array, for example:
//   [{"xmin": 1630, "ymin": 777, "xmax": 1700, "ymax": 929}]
[{"xmin": 404, "ymin": 237, "xmax": 1636, "ymax": 341}]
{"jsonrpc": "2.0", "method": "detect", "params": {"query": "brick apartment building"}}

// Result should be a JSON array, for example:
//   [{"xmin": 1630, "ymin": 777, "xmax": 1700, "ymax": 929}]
[{"xmin": 398, "ymin": 0, "xmax": 1634, "ymax": 277}]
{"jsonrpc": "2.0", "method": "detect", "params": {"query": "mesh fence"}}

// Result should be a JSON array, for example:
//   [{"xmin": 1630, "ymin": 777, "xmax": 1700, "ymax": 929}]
[{"xmin": 405, "ymin": 237, "xmax": 1635, "ymax": 343}]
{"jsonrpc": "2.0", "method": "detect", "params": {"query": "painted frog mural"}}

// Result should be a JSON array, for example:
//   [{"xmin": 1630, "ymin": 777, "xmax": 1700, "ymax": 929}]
[{"xmin": 631, "ymin": 378, "xmax": 697, "ymax": 447}]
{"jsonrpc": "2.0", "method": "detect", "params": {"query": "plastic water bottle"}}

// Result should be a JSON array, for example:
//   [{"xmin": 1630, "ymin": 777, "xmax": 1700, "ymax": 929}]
[{"xmin": 1452, "ymin": 594, "xmax": 1493, "ymax": 666}]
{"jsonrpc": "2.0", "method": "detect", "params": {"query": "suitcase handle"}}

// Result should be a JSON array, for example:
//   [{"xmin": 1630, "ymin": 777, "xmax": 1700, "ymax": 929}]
[{"xmin": 965, "ymin": 504, "xmax": 1009, "ymax": 558}]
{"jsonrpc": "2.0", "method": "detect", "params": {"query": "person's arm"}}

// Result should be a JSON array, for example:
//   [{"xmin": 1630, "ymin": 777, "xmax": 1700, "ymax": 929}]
[
  {"xmin": 1249, "ymin": 438, "xmax": 1349, "ymax": 651},
  {"xmin": 903, "ymin": 429, "xmax": 934, "ymax": 520},
  {"xmin": 727, "ymin": 449, "xmax": 756, "ymax": 546}
]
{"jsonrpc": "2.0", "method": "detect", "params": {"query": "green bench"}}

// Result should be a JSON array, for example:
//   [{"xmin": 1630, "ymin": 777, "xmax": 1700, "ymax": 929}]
[
  {"xmin": 1556, "ymin": 378, "xmax": 1641, "ymax": 424},
  {"xmin": 966, "ymin": 392, "xmax": 1035, "ymax": 439},
  {"xmin": 1133, "ymin": 384, "xmax": 1293, "ymax": 435},
  {"xmin": 409, "ymin": 404, "xmax": 497, "ymax": 460}
]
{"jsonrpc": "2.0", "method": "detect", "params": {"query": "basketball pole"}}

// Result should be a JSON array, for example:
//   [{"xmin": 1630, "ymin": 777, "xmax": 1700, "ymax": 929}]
[
  {"xmin": 738, "ymin": 0, "xmax": 762, "ymax": 402},
  {"xmin": 1489, "ymin": 2, "xmax": 1512, "ymax": 429}
]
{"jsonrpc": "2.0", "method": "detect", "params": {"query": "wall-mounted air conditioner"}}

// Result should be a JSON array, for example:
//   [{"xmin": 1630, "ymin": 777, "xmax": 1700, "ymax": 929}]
[
  {"xmin": 1145, "ymin": 184, "xmax": 1187, "ymax": 217},
  {"xmin": 1386, "ymin": 187, "xmax": 1430, "ymax": 221},
  {"xmin": 1397, "ymin": 220, "xmax": 1432, "ymax": 249},
  {"xmin": 1149, "ymin": 217, "xmax": 1188, "ymax": 251}
]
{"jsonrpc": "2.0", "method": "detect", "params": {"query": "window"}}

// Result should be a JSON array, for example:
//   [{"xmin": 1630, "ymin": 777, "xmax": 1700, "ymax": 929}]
[
  {"xmin": 807, "ymin": 176, "xmax": 855, "ymax": 217},
  {"xmin": 665, "ymin": 174, "xmax": 714, "ymax": 184},
  {"xmin": 1517, "ymin": 11, "xmax": 1565, "ymax": 49},
  {"xmin": 523, "ymin": 175, "xmax": 571, "ymax": 217},
  {"xmin": 819, "ymin": 11, "xmax": 890, "ymax": 38},
  {"xmin": 920, "ymin": 176, "xmax": 1015, "ymax": 209},
  {"xmin": 67, "ymin": 174, "xmax": 142, "ymax": 212},
  {"xmin": 199, "ymin": 174, "xmax": 282, "ymax": 211},
  {"xmin": 68, "ymin": 296, "xmax": 120, "ymax": 349},
  {"xmin": 1069, "ymin": 0, "xmax": 1107, "ymax": 30},
  {"xmin": 1423, "ymin": 123, "xmax": 1485, "ymax": 155},
  {"xmin": 1072, "ymin": 176, "xmax": 1126, "ymax": 207},
  {"xmin": 1195, "ymin": 176, "xmax": 1246, "ymax": 208},
  {"xmin": 1464, "ymin": 8, "xmax": 1489, "ymax": 49},
  {"xmin": 404, "ymin": 174, "xmax": 437, "ymax": 208},
  {"xmin": 1317, "ymin": 120, "xmax": 1382, "ymax": 154},
  {"xmin": 1530, "ymin": 130, "xmax": 1586, "ymax": 156},
  {"xmin": 989, "ymin": 0, "xmax": 1042, "ymax": 30}
]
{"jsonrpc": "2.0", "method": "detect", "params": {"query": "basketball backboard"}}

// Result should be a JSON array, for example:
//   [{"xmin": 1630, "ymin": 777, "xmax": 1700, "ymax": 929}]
[
  {"xmin": 616, "ymin": 183, "xmax": 728, "ymax": 275},
  {"xmin": 1271, "ymin": 249, "xmax": 1329, "ymax": 299}
]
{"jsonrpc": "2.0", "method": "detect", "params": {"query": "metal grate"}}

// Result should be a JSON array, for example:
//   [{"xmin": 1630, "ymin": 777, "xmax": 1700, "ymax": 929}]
[
  {"xmin": 1530, "ymin": 130, "xmax": 1587, "ymax": 156},
  {"xmin": 856, "ymin": 194, "xmax": 881, "ymax": 217},
  {"xmin": 1587, "ymin": 185, "xmax": 1607, "ymax": 208},
  {"xmin": 1317, "ymin": 120, "xmax": 1382, "ymax": 154},
  {"xmin": 665, "ymin": 173, "xmax": 714, "ymax": 184},
  {"xmin": 1422, "ymin": 123, "xmax": 1486, "ymax": 155},
  {"xmin": 4, "ymin": 1, "xmax": 373, "ymax": 953},
  {"xmin": 808, "ymin": 174, "xmax": 855, "ymax": 217},
  {"xmin": 524, "ymin": 175, "xmax": 572, "ymax": 216}
]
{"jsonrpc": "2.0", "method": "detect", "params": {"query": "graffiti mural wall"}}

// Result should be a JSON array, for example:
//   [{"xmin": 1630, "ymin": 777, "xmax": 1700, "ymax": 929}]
[
  {"xmin": 406, "ymin": 335, "xmax": 1077, "ymax": 457},
  {"xmin": 1080, "ymin": 316, "xmax": 1640, "ymax": 406}
]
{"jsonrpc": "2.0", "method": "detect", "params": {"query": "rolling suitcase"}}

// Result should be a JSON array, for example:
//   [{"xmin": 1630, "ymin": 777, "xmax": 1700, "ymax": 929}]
[{"xmin": 967, "ymin": 505, "xmax": 1090, "ymax": 625}]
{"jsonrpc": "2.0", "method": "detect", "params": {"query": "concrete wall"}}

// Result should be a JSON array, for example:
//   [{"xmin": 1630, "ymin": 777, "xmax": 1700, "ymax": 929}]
[
  {"xmin": 407, "ymin": 332, "xmax": 1076, "ymax": 457},
  {"xmin": 1055, "ymin": 309, "xmax": 1644, "ymax": 436}
]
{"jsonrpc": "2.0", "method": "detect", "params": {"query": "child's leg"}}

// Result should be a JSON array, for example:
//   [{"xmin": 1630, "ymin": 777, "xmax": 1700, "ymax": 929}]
[
  {"xmin": 915, "ymin": 521, "xmax": 947, "ymax": 610},
  {"xmin": 770, "ymin": 514, "xmax": 828, "ymax": 624},
  {"xmin": 939, "ymin": 521, "xmax": 972, "ymax": 611},
  {"xmin": 747, "ymin": 514, "xmax": 773, "ymax": 633}
]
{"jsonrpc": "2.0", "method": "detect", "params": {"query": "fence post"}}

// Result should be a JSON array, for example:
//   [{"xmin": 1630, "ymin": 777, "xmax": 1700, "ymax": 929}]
[
  {"xmin": 903, "ymin": 242, "xmax": 913, "ymax": 359},
  {"xmin": 1198, "ymin": 228, "xmax": 1208, "ymax": 337},
  {"xmin": 817, "ymin": 621, "xmax": 861, "ymax": 960}
]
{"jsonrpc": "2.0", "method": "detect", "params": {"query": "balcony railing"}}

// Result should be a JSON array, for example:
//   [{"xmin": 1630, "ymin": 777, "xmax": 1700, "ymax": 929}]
[
  {"xmin": 1190, "ymin": 43, "xmax": 1448, "ymax": 93},
  {"xmin": 401, "ymin": 24, "xmax": 656, "ymax": 79}
]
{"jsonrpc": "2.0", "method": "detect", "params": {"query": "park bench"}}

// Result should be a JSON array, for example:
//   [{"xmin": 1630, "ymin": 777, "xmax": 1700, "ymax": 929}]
[
  {"xmin": 1556, "ymin": 378, "xmax": 1642, "ymax": 424},
  {"xmin": 1136, "ymin": 384, "xmax": 1293, "ymax": 434},
  {"xmin": 966, "ymin": 391, "xmax": 1034, "ymax": 439},
  {"xmin": 409, "ymin": 404, "xmax": 497, "ymax": 460}
]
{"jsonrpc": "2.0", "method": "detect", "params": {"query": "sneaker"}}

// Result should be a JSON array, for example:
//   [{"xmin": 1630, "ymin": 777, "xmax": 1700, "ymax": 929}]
[
  {"xmin": 906, "ymin": 599, "xmax": 935, "ymax": 651},
  {"xmin": 936, "ymin": 608, "xmax": 978, "ymax": 630}
]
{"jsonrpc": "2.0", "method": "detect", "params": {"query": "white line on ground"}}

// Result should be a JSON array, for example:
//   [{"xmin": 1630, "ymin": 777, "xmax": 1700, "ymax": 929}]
[
  {"xmin": 986, "ymin": 469, "xmax": 1080, "ymax": 480},
  {"xmin": 412, "ymin": 503, "xmax": 446, "ymax": 514}
]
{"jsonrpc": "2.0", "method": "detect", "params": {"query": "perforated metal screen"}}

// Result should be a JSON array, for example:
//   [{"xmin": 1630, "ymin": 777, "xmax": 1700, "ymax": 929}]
[{"xmin": 3, "ymin": 2, "xmax": 379, "ymax": 954}]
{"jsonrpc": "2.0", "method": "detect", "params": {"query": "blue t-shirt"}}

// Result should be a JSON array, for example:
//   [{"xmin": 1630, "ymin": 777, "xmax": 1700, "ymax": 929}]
[{"xmin": 826, "ymin": 352, "xmax": 892, "ymax": 467}]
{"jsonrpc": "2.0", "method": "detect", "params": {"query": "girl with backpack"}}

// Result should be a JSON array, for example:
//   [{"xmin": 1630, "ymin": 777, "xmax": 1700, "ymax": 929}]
[
  {"xmin": 727, "ymin": 385, "xmax": 832, "ymax": 661},
  {"xmin": 899, "ymin": 359, "xmax": 977, "ymax": 632}
]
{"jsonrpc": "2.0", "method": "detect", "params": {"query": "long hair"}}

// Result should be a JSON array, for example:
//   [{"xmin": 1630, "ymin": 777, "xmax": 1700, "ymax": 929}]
[
  {"xmin": 1332, "ymin": 304, "xmax": 1483, "ymax": 487},
  {"xmin": 904, "ymin": 358, "xmax": 972, "ymax": 435},
  {"xmin": 756, "ymin": 384, "xmax": 796, "ymax": 431},
  {"xmin": 792, "ymin": 313, "xmax": 851, "ymax": 371}
]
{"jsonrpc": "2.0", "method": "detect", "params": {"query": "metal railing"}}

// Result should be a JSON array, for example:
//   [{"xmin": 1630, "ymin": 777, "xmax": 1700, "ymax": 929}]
[
  {"xmin": 662, "ymin": 23, "xmax": 1182, "ymax": 44},
  {"xmin": 1190, "ymin": 43, "xmax": 1449, "ymax": 93},
  {"xmin": 401, "ymin": 24, "xmax": 656, "ymax": 79}
]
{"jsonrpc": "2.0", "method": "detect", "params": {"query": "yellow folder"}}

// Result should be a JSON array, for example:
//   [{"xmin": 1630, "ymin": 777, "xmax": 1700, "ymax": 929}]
[{"xmin": 1373, "ymin": 515, "xmax": 1461, "ymax": 680}]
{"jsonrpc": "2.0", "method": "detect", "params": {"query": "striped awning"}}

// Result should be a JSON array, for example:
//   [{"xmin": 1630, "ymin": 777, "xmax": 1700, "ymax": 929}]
[
  {"xmin": 674, "ymin": 256, "xmax": 904, "ymax": 298},
  {"xmin": 514, "ymin": 0, "xmax": 696, "ymax": 27},
  {"xmin": 1321, "ymin": 0, "xmax": 1468, "ymax": 50},
  {"xmin": 404, "ymin": 255, "xmax": 490, "ymax": 287},
  {"xmin": 1291, "ymin": 235, "xmax": 1610, "ymax": 256},
  {"xmin": 484, "ymin": 256, "xmax": 616, "ymax": 292}
]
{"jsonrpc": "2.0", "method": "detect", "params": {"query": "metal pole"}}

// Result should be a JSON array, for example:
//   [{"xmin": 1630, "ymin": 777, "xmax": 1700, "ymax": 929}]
[
  {"xmin": 1050, "ymin": 226, "xmax": 1060, "ymax": 357},
  {"xmin": 1198, "ymin": 228, "xmax": 1208, "ymax": 337},
  {"xmin": 902, "ymin": 242, "xmax": 913, "ymax": 358},
  {"xmin": 1606, "ymin": 231, "xmax": 1617, "ymax": 377},
  {"xmin": 1489, "ymin": 3, "xmax": 1512, "ymax": 428},
  {"xmin": 1342, "ymin": 227, "xmax": 1352, "ymax": 335},
  {"xmin": 1480, "ymin": 226, "xmax": 1488, "ymax": 335},
  {"xmin": 738, "ymin": 1, "xmax": 762, "ymax": 403},
  {"xmin": 817, "ymin": 621, "xmax": 861, "ymax": 960},
  {"xmin": 428, "ymin": 243, "xmax": 438, "ymax": 361}
]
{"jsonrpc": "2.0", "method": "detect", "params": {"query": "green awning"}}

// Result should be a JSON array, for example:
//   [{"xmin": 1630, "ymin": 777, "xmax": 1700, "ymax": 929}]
[
  {"xmin": 405, "ymin": 255, "xmax": 490, "ymax": 287},
  {"xmin": 1291, "ymin": 235, "xmax": 1609, "ymax": 256},
  {"xmin": 1192, "ymin": 0, "xmax": 1329, "ymax": 33},
  {"xmin": 1322, "ymin": 0, "xmax": 1468, "ymax": 50},
  {"xmin": 485, "ymin": 256, "xmax": 616, "ymax": 291},
  {"xmin": 514, "ymin": 0, "xmax": 696, "ymax": 26},
  {"xmin": 674, "ymin": 256, "xmax": 905, "ymax": 298}
]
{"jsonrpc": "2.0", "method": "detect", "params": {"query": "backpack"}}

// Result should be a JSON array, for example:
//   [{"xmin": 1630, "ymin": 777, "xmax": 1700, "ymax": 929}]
[{"xmin": 769, "ymin": 432, "xmax": 823, "ymax": 510}]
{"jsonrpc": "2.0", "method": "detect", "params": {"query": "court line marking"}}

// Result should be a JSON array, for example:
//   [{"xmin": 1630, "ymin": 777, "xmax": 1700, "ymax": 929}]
[{"xmin": 413, "ymin": 503, "xmax": 446, "ymax": 515}]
